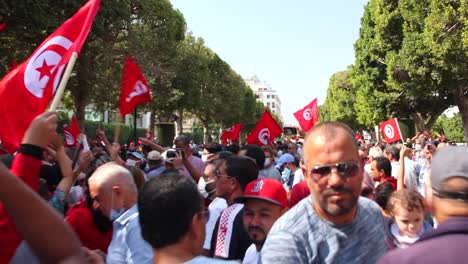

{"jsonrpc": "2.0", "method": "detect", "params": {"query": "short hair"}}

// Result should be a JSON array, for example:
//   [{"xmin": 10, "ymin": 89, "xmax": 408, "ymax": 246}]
[
  {"xmin": 374, "ymin": 156, "xmax": 392, "ymax": 177},
  {"xmin": 138, "ymin": 172, "xmax": 202, "ymax": 249},
  {"xmin": 369, "ymin": 146, "xmax": 383, "ymax": 159},
  {"xmin": 203, "ymin": 142, "xmax": 222, "ymax": 154},
  {"xmin": 375, "ymin": 181, "xmax": 395, "ymax": 210},
  {"xmin": 215, "ymin": 151, "xmax": 234, "ymax": 160},
  {"xmin": 387, "ymin": 189, "xmax": 425, "ymax": 214},
  {"xmin": 225, "ymin": 156, "xmax": 258, "ymax": 191},
  {"xmin": 124, "ymin": 165, "xmax": 146, "ymax": 190},
  {"xmin": 174, "ymin": 135, "xmax": 190, "ymax": 145},
  {"xmin": 88, "ymin": 162, "xmax": 137, "ymax": 194},
  {"xmin": 385, "ymin": 145, "xmax": 400, "ymax": 161},
  {"xmin": 261, "ymin": 146, "xmax": 274, "ymax": 158},
  {"xmin": 240, "ymin": 144, "xmax": 265, "ymax": 170},
  {"xmin": 226, "ymin": 144, "xmax": 240, "ymax": 154}
]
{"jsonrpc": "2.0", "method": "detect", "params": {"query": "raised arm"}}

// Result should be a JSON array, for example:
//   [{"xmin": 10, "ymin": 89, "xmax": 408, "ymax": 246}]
[
  {"xmin": 397, "ymin": 145, "xmax": 407, "ymax": 191},
  {"xmin": 139, "ymin": 137, "xmax": 165, "ymax": 153},
  {"xmin": 0, "ymin": 162, "xmax": 85, "ymax": 263}
]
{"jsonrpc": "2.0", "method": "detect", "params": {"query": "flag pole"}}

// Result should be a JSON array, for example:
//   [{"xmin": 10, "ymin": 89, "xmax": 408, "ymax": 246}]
[
  {"xmin": 114, "ymin": 114, "xmax": 122, "ymax": 144},
  {"xmin": 49, "ymin": 52, "xmax": 79, "ymax": 111}
]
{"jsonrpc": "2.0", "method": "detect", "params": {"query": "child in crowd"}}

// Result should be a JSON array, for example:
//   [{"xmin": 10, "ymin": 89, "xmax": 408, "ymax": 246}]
[{"xmin": 386, "ymin": 189, "xmax": 432, "ymax": 249}]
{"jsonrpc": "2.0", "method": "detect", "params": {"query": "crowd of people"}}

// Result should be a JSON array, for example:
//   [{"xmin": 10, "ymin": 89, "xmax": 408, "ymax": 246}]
[{"xmin": 0, "ymin": 111, "xmax": 467, "ymax": 263}]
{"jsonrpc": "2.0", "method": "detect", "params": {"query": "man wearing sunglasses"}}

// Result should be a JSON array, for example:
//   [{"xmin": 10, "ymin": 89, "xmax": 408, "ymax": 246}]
[{"xmin": 261, "ymin": 122, "xmax": 387, "ymax": 263}]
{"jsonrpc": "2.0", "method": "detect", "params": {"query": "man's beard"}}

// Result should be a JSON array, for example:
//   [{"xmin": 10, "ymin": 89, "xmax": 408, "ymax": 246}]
[
  {"xmin": 316, "ymin": 185, "xmax": 359, "ymax": 216},
  {"xmin": 248, "ymin": 226, "xmax": 266, "ymax": 246}
]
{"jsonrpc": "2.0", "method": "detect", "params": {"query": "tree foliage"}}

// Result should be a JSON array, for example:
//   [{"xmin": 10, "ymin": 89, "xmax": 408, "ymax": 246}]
[{"xmin": 433, "ymin": 113, "xmax": 465, "ymax": 143}]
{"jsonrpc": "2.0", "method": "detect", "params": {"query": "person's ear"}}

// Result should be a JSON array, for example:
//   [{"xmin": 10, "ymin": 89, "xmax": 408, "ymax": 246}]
[{"xmin": 189, "ymin": 211, "xmax": 204, "ymax": 240}]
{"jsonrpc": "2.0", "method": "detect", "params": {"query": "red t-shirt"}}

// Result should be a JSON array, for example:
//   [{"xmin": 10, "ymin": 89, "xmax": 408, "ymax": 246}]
[
  {"xmin": 381, "ymin": 177, "xmax": 397, "ymax": 191},
  {"xmin": 290, "ymin": 180, "xmax": 310, "ymax": 208},
  {"xmin": 66, "ymin": 204, "xmax": 113, "ymax": 253}
]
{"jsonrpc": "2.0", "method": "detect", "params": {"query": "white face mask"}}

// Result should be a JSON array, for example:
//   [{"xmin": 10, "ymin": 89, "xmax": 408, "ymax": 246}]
[
  {"xmin": 198, "ymin": 177, "xmax": 216, "ymax": 198},
  {"xmin": 281, "ymin": 167, "xmax": 291, "ymax": 184},
  {"xmin": 126, "ymin": 159, "xmax": 137, "ymax": 166},
  {"xmin": 109, "ymin": 190, "xmax": 125, "ymax": 221},
  {"xmin": 201, "ymin": 154, "xmax": 213, "ymax": 163},
  {"xmin": 264, "ymin": 158, "xmax": 271, "ymax": 168}
]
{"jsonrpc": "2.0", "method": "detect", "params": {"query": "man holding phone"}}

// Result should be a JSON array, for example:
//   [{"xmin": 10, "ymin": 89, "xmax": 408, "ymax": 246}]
[{"xmin": 174, "ymin": 135, "xmax": 205, "ymax": 183}]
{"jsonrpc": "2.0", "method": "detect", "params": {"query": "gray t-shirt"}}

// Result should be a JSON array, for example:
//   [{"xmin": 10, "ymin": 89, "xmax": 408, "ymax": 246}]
[
  {"xmin": 185, "ymin": 256, "xmax": 238, "ymax": 263},
  {"xmin": 260, "ymin": 197, "xmax": 388, "ymax": 264}
]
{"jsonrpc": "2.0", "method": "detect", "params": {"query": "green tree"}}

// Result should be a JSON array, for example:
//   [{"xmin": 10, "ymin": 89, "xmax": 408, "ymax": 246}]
[
  {"xmin": 433, "ymin": 113, "xmax": 465, "ymax": 143},
  {"xmin": 322, "ymin": 67, "xmax": 361, "ymax": 130}
]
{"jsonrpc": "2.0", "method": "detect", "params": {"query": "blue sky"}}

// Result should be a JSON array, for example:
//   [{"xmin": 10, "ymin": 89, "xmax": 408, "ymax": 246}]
[{"xmin": 170, "ymin": 0, "xmax": 369, "ymax": 125}]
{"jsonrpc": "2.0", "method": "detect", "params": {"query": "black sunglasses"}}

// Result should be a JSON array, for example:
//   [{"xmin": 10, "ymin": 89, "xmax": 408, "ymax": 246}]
[{"xmin": 310, "ymin": 162, "xmax": 359, "ymax": 181}]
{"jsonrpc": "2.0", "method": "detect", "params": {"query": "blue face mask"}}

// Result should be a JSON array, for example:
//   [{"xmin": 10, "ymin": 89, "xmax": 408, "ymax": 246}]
[{"xmin": 109, "ymin": 190, "xmax": 125, "ymax": 221}]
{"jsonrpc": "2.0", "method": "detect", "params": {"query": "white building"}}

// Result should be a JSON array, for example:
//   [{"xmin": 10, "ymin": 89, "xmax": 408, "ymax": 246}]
[{"xmin": 244, "ymin": 76, "xmax": 283, "ymax": 121}]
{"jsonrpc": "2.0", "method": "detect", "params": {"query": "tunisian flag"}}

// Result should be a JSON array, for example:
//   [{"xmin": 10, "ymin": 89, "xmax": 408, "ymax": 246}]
[
  {"xmin": 119, "ymin": 56, "xmax": 152, "ymax": 116},
  {"xmin": 293, "ymin": 98, "xmax": 318, "ymax": 132},
  {"xmin": 220, "ymin": 123, "xmax": 243, "ymax": 142},
  {"xmin": 380, "ymin": 118, "xmax": 403, "ymax": 143},
  {"xmin": 246, "ymin": 110, "xmax": 282, "ymax": 146},
  {"xmin": 0, "ymin": 0, "xmax": 101, "ymax": 153},
  {"xmin": 63, "ymin": 115, "xmax": 82, "ymax": 147}
]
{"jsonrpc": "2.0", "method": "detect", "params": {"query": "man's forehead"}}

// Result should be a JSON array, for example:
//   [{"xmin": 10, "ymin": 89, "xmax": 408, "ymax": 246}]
[{"xmin": 304, "ymin": 134, "xmax": 358, "ymax": 164}]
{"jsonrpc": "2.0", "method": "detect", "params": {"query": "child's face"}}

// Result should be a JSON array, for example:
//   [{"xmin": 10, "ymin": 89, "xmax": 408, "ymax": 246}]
[{"xmin": 393, "ymin": 205, "xmax": 424, "ymax": 237}]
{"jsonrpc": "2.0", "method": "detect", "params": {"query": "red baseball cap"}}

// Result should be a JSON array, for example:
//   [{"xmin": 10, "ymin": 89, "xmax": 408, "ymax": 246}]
[{"xmin": 236, "ymin": 179, "xmax": 288, "ymax": 208}]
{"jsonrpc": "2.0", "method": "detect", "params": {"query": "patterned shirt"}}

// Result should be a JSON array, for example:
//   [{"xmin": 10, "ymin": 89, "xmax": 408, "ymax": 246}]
[{"xmin": 260, "ymin": 197, "xmax": 388, "ymax": 264}]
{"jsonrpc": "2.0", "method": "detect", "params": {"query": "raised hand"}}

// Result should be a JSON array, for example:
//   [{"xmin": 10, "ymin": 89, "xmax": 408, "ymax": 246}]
[{"xmin": 22, "ymin": 111, "xmax": 58, "ymax": 148}]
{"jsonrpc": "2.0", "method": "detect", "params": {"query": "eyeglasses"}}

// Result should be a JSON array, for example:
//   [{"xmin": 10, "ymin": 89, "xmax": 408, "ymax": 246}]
[
  {"xmin": 215, "ymin": 169, "xmax": 232, "ymax": 179},
  {"xmin": 309, "ymin": 162, "xmax": 360, "ymax": 181}
]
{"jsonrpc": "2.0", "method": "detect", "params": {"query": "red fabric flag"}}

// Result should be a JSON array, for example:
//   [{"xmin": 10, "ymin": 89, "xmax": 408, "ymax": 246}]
[
  {"xmin": 119, "ymin": 56, "xmax": 152, "ymax": 116},
  {"xmin": 9, "ymin": 60, "xmax": 17, "ymax": 71},
  {"xmin": 293, "ymin": 98, "xmax": 319, "ymax": 132},
  {"xmin": 220, "ymin": 123, "xmax": 243, "ymax": 142},
  {"xmin": 64, "ymin": 115, "xmax": 82, "ymax": 147},
  {"xmin": 246, "ymin": 111, "xmax": 282, "ymax": 146},
  {"xmin": 380, "ymin": 118, "xmax": 403, "ymax": 143},
  {"xmin": 0, "ymin": 22, "xmax": 6, "ymax": 32},
  {"xmin": 0, "ymin": 0, "xmax": 101, "ymax": 153},
  {"xmin": 145, "ymin": 130, "xmax": 153, "ymax": 140}
]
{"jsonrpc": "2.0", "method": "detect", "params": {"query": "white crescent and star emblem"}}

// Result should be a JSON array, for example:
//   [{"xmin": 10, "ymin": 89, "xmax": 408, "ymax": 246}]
[
  {"xmin": 126, "ymin": 80, "xmax": 148, "ymax": 102},
  {"xmin": 303, "ymin": 109, "xmax": 312, "ymax": 121},
  {"xmin": 384, "ymin": 124, "xmax": 395, "ymax": 139},
  {"xmin": 258, "ymin": 128, "xmax": 270, "ymax": 145},
  {"xmin": 64, "ymin": 130, "xmax": 75, "ymax": 145},
  {"xmin": 24, "ymin": 36, "xmax": 73, "ymax": 98}
]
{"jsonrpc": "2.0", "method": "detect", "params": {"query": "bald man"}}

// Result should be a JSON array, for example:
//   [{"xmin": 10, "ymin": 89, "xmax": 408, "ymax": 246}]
[
  {"xmin": 88, "ymin": 163, "xmax": 153, "ymax": 264},
  {"xmin": 261, "ymin": 122, "xmax": 387, "ymax": 263}
]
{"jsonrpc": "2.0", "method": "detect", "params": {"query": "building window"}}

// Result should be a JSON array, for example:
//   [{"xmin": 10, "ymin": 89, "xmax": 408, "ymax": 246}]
[
  {"xmin": 267, "ymin": 102, "xmax": 270, "ymax": 108},
  {"xmin": 267, "ymin": 95, "xmax": 270, "ymax": 99},
  {"xmin": 272, "ymin": 103, "xmax": 275, "ymax": 108},
  {"xmin": 255, "ymin": 95, "xmax": 259, "ymax": 99}
]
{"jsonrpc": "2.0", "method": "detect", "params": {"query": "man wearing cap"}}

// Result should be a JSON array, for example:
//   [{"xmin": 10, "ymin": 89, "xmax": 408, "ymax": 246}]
[
  {"xmin": 276, "ymin": 153, "xmax": 295, "ymax": 187},
  {"xmin": 145, "ymin": 150, "xmax": 165, "ymax": 179},
  {"xmin": 261, "ymin": 122, "xmax": 387, "ymax": 263},
  {"xmin": 126, "ymin": 151, "xmax": 145, "ymax": 168},
  {"xmin": 378, "ymin": 147, "xmax": 468, "ymax": 264},
  {"xmin": 209, "ymin": 156, "xmax": 258, "ymax": 261},
  {"xmin": 236, "ymin": 179, "xmax": 287, "ymax": 264},
  {"xmin": 174, "ymin": 135, "xmax": 205, "ymax": 182}
]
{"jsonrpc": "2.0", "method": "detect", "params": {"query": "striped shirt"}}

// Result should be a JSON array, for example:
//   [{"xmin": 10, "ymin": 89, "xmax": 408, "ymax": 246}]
[{"xmin": 260, "ymin": 197, "xmax": 388, "ymax": 264}]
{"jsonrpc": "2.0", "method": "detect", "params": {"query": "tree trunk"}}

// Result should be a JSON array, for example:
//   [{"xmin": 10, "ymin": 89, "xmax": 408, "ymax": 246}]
[
  {"xmin": 73, "ymin": 94, "xmax": 86, "ymax": 130},
  {"xmin": 150, "ymin": 109, "xmax": 156, "ymax": 137},
  {"xmin": 177, "ymin": 109, "xmax": 184, "ymax": 135},
  {"xmin": 410, "ymin": 112, "xmax": 426, "ymax": 132},
  {"xmin": 201, "ymin": 120, "xmax": 210, "ymax": 144},
  {"xmin": 455, "ymin": 84, "xmax": 468, "ymax": 143}
]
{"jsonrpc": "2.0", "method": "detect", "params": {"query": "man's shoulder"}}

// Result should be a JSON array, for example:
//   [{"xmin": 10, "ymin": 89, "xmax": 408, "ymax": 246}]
[
  {"xmin": 357, "ymin": 197, "xmax": 383, "ymax": 218},
  {"xmin": 270, "ymin": 198, "xmax": 313, "ymax": 235},
  {"xmin": 185, "ymin": 256, "xmax": 238, "ymax": 264}
]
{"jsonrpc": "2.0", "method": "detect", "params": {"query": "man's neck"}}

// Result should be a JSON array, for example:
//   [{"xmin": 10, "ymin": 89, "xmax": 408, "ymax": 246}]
[
  {"xmin": 153, "ymin": 245, "xmax": 196, "ymax": 264},
  {"xmin": 227, "ymin": 189, "xmax": 243, "ymax": 206}
]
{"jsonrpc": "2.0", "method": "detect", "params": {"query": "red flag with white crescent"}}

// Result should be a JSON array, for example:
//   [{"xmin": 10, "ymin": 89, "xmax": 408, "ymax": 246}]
[
  {"xmin": 220, "ymin": 123, "xmax": 243, "ymax": 142},
  {"xmin": 119, "ymin": 56, "xmax": 152, "ymax": 116},
  {"xmin": 293, "ymin": 98, "xmax": 318, "ymax": 132},
  {"xmin": 64, "ymin": 115, "xmax": 82, "ymax": 147},
  {"xmin": 246, "ymin": 110, "xmax": 282, "ymax": 146},
  {"xmin": 380, "ymin": 118, "xmax": 403, "ymax": 143},
  {"xmin": 0, "ymin": 0, "xmax": 101, "ymax": 153}
]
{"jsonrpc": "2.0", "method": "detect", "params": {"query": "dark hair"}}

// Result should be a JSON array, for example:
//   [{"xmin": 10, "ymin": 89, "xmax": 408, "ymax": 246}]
[
  {"xmin": 291, "ymin": 156, "xmax": 300, "ymax": 167},
  {"xmin": 226, "ymin": 144, "xmax": 240, "ymax": 155},
  {"xmin": 375, "ymin": 181, "xmax": 395, "ymax": 211},
  {"xmin": 138, "ymin": 172, "xmax": 202, "ymax": 249},
  {"xmin": 175, "ymin": 135, "xmax": 190, "ymax": 145},
  {"xmin": 374, "ymin": 156, "xmax": 392, "ymax": 177},
  {"xmin": 385, "ymin": 145, "xmax": 400, "ymax": 161},
  {"xmin": 203, "ymin": 142, "xmax": 222, "ymax": 154},
  {"xmin": 225, "ymin": 156, "xmax": 258, "ymax": 191},
  {"xmin": 240, "ymin": 144, "xmax": 265, "ymax": 170},
  {"xmin": 83, "ymin": 181, "xmax": 112, "ymax": 233},
  {"xmin": 215, "ymin": 151, "xmax": 234, "ymax": 160},
  {"xmin": 387, "ymin": 189, "xmax": 425, "ymax": 214},
  {"xmin": 124, "ymin": 165, "xmax": 146, "ymax": 189}
]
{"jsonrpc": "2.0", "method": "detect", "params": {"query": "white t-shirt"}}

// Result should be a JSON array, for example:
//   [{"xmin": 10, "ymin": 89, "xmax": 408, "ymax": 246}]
[
  {"xmin": 242, "ymin": 244, "xmax": 259, "ymax": 264},
  {"xmin": 203, "ymin": 197, "xmax": 228, "ymax": 250}
]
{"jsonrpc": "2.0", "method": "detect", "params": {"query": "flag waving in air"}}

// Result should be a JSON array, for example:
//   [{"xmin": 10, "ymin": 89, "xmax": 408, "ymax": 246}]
[
  {"xmin": 63, "ymin": 115, "xmax": 82, "ymax": 147},
  {"xmin": 220, "ymin": 123, "xmax": 243, "ymax": 142},
  {"xmin": 246, "ymin": 110, "xmax": 282, "ymax": 146},
  {"xmin": 119, "ymin": 56, "xmax": 152, "ymax": 116},
  {"xmin": 380, "ymin": 118, "xmax": 403, "ymax": 143},
  {"xmin": 293, "ymin": 98, "xmax": 318, "ymax": 132},
  {"xmin": 0, "ymin": 0, "xmax": 101, "ymax": 153}
]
